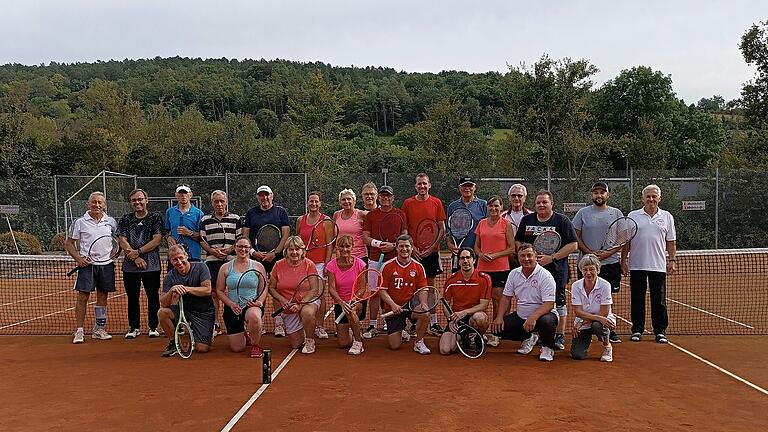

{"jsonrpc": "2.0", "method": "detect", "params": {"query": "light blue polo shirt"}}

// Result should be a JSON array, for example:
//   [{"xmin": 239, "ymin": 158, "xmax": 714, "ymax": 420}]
[{"xmin": 164, "ymin": 204, "xmax": 204, "ymax": 259}]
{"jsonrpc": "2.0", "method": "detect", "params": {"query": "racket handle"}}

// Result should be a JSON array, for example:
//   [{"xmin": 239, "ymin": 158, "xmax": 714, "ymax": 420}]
[
  {"xmin": 334, "ymin": 311, "xmax": 347, "ymax": 325},
  {"xmin": 323, "ymin": 308, "xmax": 335, "ymax": 320},
  {"xmin": 66, "ymin": 266, "xmax": 80, "ymax": 277},
  {"xmin": 271, "ymin": 307, "xmax": 285, "ymax": 318},
  {"xmin": 381, "ymin": 310, "xmax": 395, "ymax": 319}
]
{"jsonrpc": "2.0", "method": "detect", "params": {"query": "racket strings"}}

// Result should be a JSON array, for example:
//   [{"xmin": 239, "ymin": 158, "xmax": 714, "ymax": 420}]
[
  {"xmin": 408, "ymin": 287, "xmax": 439, "ymax": 312},
  {"xmin": 415, "ymin": 220, "xmax": 439, "ymax": 251},
  {"xmin": 257, "ymin": 226, "xmax": 281, "ymax": 252},
  {"xmin": 604, "ymin": 219, "xmax": 638, "ymax": 248},
  {"xmin": 176, "ymin": 323, "xmax": 194, "ymax": 358},
  {"xmin": 310, "ymin": 220, "xmax": 338, "ymax": 248}
]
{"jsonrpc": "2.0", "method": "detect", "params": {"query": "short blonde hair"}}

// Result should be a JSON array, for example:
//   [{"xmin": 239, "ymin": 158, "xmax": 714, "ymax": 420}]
[
  {"xmin": 578, "ymin": 254, "xmax": 602, "ymax": 273},
  {"xmin": 339, "ymin": 189, "xmax": 357, "ymax": 202},
  {"xmin": 642, "ymin": 184, "xmax": 662, "ymax": 198},
  {"xmin": 283, "ymin": 235, "xmax": 307, "ymax": 259}
]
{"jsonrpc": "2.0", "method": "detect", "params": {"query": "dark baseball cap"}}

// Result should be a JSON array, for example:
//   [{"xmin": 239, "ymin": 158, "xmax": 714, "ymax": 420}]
[
  {"xmin": 378, "ymin": 185, "xmax": 394, "ymax": 195},
  {"xmin": 591, "ymin": 181, "xmax": 609, "ymax": 192},
  {"xmin": 459, "ymin": 176, "xmax": 476, "ymax": 186}
]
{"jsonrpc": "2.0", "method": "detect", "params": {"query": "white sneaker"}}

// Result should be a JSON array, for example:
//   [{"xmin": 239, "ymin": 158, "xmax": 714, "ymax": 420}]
[
  {"xmin": 92, "ymin": 328, "xmax": 112, "ymax": 340},
  {"xmin": 362, "ymin": 325, "xmax": 378, "ymax": 339},
  {"xmin": 401, "ymin": 329, "xmax": 411, "ymax": 342},
  {"xmin": 413, "ymin": 339, "xmax": 431, "ymax": 355},
  {"xmin": 73, "ymin": 329, "xmax": 84, "ymax": 344},
  {"xmin": 124, "ymin": 329, "xmax": 140, "ymax": 339},
  {"xmin": 148, "ymin": 328, "xmax": 160, "ymax": 338},
  {"xmin": 517, "ymin": 333, "xmax": 539, "ymax": 354},
  {"xmin": 348, "ymin": 340, "xmax": 364, "ymax": 355},
  {"xmin": 315, "ymin": 326, "xmax": 329, "ymax": 339},
  {"xmin": 600, "ymin": 345, "xmax": 613, "ymax": 362},
  {"xmin": 486, "ymin": 334, "xmax": 501, "ymax": 347},
  {"xmin": 539, "ymin": 346, "xmax": 554, "ymax": 362},
  {"xmin": 274, "ymin": 323, "xmax": 286, "ymax": 337},
  {"xmin": 302, "ymin": 338, "xmax": 316, "ymax": 354}
]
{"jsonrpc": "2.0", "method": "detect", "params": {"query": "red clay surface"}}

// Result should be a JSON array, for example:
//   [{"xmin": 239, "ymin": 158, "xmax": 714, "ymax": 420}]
[{"xmin": 1, "ymin": 334, "xmax": 766, "ymax": 432}]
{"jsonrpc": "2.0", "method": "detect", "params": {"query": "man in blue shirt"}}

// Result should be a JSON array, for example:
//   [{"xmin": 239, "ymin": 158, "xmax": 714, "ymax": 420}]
[
  {"xmin": 164, "ymin": 185, "xmax": 204, "ymax": 261},
  {"xmin": 446, "ymin": 175, "xmax": 488, "ymax": 261}
]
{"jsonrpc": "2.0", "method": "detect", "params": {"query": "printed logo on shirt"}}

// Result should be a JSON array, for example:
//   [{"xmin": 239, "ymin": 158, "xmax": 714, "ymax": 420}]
[
  {"xmin": 525, "ymin": 225, "xmax": 557, "ymax": 235},
  {"xmin": 409, "ymin": 270, "xmax": 416, "ymax": 277}
]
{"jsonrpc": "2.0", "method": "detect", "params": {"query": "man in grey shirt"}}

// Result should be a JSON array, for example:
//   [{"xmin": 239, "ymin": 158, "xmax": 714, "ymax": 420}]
[{"xmin": 572, "ymin": 182, "xmax": 623, "ymax": 343}]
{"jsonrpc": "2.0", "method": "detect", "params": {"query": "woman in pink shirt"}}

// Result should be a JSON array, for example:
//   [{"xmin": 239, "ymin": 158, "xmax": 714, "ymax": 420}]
[
  {"xmin": 326, "ymin": 235, "xmax": 368, "ymax": 355},
  {"xmin": 474, "ymin": 195, "xmax": 516, "ymax": 346},
  {"xmin": 333, "ymin": 189, "xmax": 368, "ymax": 261}
]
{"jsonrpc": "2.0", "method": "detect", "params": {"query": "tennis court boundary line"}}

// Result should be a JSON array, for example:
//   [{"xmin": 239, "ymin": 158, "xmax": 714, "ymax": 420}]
[
  {"xmin": 221, "ymin": 348, "xmax": 299, "ymax": 432},
  {"xmin": 614, "ymin": 314, "xmax": 768, "ymax": 397}
]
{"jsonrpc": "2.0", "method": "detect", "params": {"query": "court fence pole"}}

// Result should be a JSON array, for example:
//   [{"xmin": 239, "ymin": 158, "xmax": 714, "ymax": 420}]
[
  {"xmin": 715, "ymin": 167, "xmax": 719, "ymax": 249},
  {"xmin": 53, "ymin": 175, "xmax": 59, "ymax": 234}
]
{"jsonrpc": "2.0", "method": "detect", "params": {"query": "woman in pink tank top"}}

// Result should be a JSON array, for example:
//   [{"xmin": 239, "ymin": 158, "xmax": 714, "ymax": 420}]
[{"xmin": 334, "ymin": 189, "xmax": 368, "ymax": 260}]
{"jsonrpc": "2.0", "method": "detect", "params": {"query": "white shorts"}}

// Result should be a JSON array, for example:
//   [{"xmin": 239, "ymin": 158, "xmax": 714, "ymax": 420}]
[
  {"xmin": 281, "ymin": 299, "xmax": 322, "ymax": 335},
  {"xmin": 314, "ymin": 263, "xmax": 326, "ymax": 280}
]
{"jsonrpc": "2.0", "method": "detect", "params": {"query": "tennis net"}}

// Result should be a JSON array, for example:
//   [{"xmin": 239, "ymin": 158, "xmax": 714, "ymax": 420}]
[{"xmin": 1, "ymin": 249, "xmax": 766, "ymax": 335}]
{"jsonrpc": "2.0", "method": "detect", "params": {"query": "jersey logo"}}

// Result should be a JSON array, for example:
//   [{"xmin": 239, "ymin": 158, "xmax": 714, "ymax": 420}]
[
  {"xmin": 394, "ymin": 277, "xmax": 404, "ymax": 290},
  {"xmin": 409, "ymin": 270, "xmax": 416, "ymax": 277}
]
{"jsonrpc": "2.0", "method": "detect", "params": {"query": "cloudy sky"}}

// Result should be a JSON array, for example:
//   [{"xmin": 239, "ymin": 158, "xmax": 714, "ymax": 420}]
[{"xmin": 1, "ymin": 1, "xmax": 763, "ymax": 103}]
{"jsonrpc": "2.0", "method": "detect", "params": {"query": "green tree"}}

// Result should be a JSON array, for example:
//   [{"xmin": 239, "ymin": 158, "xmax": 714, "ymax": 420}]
[{"xmin": 740, "ymin": 21, "xmax": 768, "ymax": 128}]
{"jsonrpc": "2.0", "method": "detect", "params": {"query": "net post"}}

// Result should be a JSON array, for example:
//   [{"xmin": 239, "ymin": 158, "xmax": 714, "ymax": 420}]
[{"xmin": 715, "ymin": 168, "xmax": 719, "ymax": 249}]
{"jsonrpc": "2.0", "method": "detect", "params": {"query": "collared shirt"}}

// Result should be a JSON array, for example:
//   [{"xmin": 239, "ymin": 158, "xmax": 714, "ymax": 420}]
[
  {"xmin": 501, "ymin": 207, "xmax": 532, "ymax": 228},
  {"xmin": 572, "ymin": 205, "xmax": 624, "ymax": 265},
  {"xmin": 164, "ymin": 204, "xmax": 204, "ymax": 259},
  {"xmin": 70, "ymin": 211, "xmax": 118, "ymax": 263},
  {"xmin": 447, "ymin": 196, "xmax": 488, "ymax": 248},
  {"xmin": 571, "ymin": 276, "xmax": 616, "ymax": 329},
  {"xmin": 627, "ymin": 207, "xmax": 676, "ymax": 272},
  {"xmin": 199, "ymin": 212, "xmax": 242, "ymax": 262},
  {"xmin": 503, "ymin": 264, "xmax": 556, "ymax": 319},
  {"xmin": 443, "ymin": 269, "xmax": 492, "ymax": 312}
]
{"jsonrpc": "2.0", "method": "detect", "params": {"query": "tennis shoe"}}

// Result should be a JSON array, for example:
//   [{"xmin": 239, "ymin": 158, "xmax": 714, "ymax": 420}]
[
  {"xmin": 413, "ymin": 339, "xmax": 431, "ymax": 355},
  {"xmin": 214, "ymin": 322, "xmax": 223, "ymax": 337},
  {"xmin": 401, "ymin": 329, "xmax": 411, "ymax": 342},
  {"xmin": 124, "ymin": 329, "xmax": 140, "ymax": 339},
  {"xmin": 600, "ymin": 345, "xmax": 613, "ymax": 362},
  {"xmin": 250, "ymin": 345, "xmax": 264, "ymax": 358},
  {"xmin": 362, "ymin": 325, "xmax": 378, "ymax": 339},
  {"xmin": 553, "ymin": 333, "xmax": 565, "ymax": 350},
  {"xmin": 274, "ymin": 323, "xmax": 286, "ymax": 337},
  {"xmin": 517, "ymin": 333, "xmax": 539, "ymax": 355},
  {"xmin": 72, "ymin": 329, "xmax": 84, "ymax": 344},
  {"xmin": 348, "ymin": 341, "xmax": 364, "ymax": 356},
  {"xmin": 302, "ymin": 338, "xmax": 316, "ymax": 354},
  {"xmin": 315, "ymin": 326, "xmax": 329, "ymax": 339},
  {"xmin": 162, "ymin": 340, "xmax": 177, "ymax": 357},
  {"xmin": 630, "ymin": 332, "xmax": 642, "ymax": 342},
  {"xmin": 428, "ymin": 323, "xmax": 444, "ymax": 336},
  {"xmin": 148, "ymin": 328, "xmax": 160, "ymax": 338},
  {"xmin": 655, "ymin": 334, "xmax": 668, "ymax": 344},
  {"xmin": 486, "ymin": 334, "xmax": 501, "ymax": 347},
  {"xmin": 609, "ymin": 331, "xmax": 622, "ymax": 344},
  {"xmin": 539, "ymin": 346, "xmax": 554, "ymax": 362},
  {"xmin": 91, "ymin": 328, "xmax": 112, "ymax": 340}
]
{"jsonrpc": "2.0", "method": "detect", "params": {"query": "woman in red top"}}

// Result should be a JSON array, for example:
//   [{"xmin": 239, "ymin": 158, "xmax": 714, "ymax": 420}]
[
  {"xmin": 296, "ymin": 191, "xmax": 333, "ymax": 340},
  {"xmin": 473, "ymin": 195, "xmax": 516, "ymax": 346},
  {"xmin": 268, "ymin": 236, "xmax": 321, "ymax": 354}
]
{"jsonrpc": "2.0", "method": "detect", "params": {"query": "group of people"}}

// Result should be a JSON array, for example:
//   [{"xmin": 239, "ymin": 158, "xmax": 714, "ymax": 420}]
[{"xmin": 66, "ymin": 174, "xmax": 677, "ymax": 362}]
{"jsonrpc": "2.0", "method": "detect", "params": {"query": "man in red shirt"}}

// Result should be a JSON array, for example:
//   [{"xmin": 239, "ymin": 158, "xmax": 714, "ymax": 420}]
[
  {"xmin": 439, "ymin": 247, "xmax": 491, "ymax": 355},
  {"xmin": 379, "ymin": 235, "xmax": 431, "ymax": 354}
]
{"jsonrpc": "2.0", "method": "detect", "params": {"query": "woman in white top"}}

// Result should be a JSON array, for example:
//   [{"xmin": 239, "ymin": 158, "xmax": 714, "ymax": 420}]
[{"xmin": 570, "ymin": 254, "xmax": 616, "ymax": 362}]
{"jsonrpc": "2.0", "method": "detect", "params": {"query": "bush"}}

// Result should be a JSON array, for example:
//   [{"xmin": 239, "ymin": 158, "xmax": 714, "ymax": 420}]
[
  {"xmin": 49, "ymin": 232, "xmax": 66, "ymax": 251},
  {"xmin": 0, "ymin": 232, "xmax": 43, "ymax": 255}
]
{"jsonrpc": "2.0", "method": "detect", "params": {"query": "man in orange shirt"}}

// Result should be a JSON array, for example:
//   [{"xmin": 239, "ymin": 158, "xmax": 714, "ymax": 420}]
[
  {"xmin": 439, "ymin": 247, "xmax": 491, "ymax": 355},
  {"xmin": 379, "ymin": 235, "xmax": 431, "ymax": 354}
]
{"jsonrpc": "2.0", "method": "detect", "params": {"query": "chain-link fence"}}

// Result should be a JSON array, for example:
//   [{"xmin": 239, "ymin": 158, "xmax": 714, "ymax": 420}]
[{"xmin": 1, "ymin": 169, "xmax": 764, "ymax": 251}]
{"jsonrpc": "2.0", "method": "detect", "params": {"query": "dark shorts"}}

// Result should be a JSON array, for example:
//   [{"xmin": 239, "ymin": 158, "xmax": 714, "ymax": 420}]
[
  {"xmin": 333, "ymin": 301, "xmax": 368, "ymax": 325},
  {"xmin": 384, "ymin": 311, "xmax": 422, "ymax": 334},
  {"xmin": 486, "ymin": 270, "xmax": 510, "ymax": 287},
  {"xmin": 419, "ymin": 252, "xmax": 443, "ymax": 278},
  {"xmin": 170, "ymin": 304, "xmax": 215, "ymax": 345},
  {"xmin": 205, "ymin": 260, "xmax": 226, "ymax": 289},
  {"xmin": 222, "ymin": 304, "xmax": 263, "ymax": 335},
  {"xmin": 74, "ymin": 263, "xmax": 116, "ymax": 293}
]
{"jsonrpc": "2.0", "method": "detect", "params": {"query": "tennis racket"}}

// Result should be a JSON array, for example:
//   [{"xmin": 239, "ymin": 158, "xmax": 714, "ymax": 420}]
[
  {"xmin": 256, "ymin": 224, "xmax": 282, "ymax": 253},
  {"xmin": 271, "ymin": 274, "xmax": 325, "ymax": 317},
  {"xmin": 329, "ymin": 268, "xmax": 383, "ymax": 324},
  {"xmin": 375, "ymin": 211, "xmax": 404, "ymax": 266},
  {"xmin": 67, "ymin": 234, "xmax": 122, "ymax": 276},
  {"xmin": 533, "ymin": 230, "xmax": 561, "ymax": 256},
  {"xmin": 234, "ymin": 268, "xmax": 267, "ymax": 318},
  {"xmin": 414, "ymin": 218, "xmax": 440, "ymax": 258},
  {"xmin": 440, "ymin": 297, "xmax": 485, "ymax": 359},
  {"xmin": 175, "ymin": 296, "xmax": 195, "ymax": 359},
  {"xmin": 447, "ymin": 208, "xmax": 474, "ymax": 254},
  {"xmin": 381, "ymin": 286, "xmax": 440, "ymax": 318},
  {"xmin": 600, "ymin": 216, "xmax": 638, "ymax": 250},
  {"xmin": 307, "ymin": 218, "xmax": 339, "ymax": 250}
]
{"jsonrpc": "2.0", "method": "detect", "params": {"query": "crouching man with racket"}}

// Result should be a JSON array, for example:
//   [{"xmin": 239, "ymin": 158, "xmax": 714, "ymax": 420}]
[
  {"xmin": 158, "ymin": 245, "xmax": 215, "ymax": 357},
  {"xmin": 66, "ymin": 191, "xmax": 119, "ymax": 344},
  {"xmin": 515, "ymin": 190, "xmax": 577, "ymax": 351},
  {"xmin": 379, "ymin": 235, "xmax": 434, "ymax": 355},
  {"xmin": 491, "ymin": 243, "xmax": 559, "ymax": 361},
  {"xmin": 439, "ymin": 247, "xmax": 491, "ymax": 356}
]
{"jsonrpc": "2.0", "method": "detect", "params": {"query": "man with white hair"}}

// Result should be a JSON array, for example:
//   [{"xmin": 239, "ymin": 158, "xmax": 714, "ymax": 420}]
[
  {"xmin": 621, "ymin": 184, "xmax": 676, "ymax": 344},
  {"xmin": 501, "ymin": 183, "xmax": 532, "ymax": 229}
]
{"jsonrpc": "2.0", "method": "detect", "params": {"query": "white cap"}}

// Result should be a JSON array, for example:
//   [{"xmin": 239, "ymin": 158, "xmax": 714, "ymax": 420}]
[
  {"xmin": 257, "ymin": 185, "xmax": 273, "ymax": 195},
  {"xmin": 175, "ymin": 185, "xmax": 191, "ymax": 193}
]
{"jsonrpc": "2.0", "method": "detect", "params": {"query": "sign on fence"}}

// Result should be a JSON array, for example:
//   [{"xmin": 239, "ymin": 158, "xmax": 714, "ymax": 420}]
[
  {"xmin": 563, "ymin": 202, "xmax": 587, "ymax": 213},
  {"xmin": 0, "ymin": 205, "xmax": 20, "ymax": 215},
  {"xmin": 682, "ymin": 200, "xmax": 706, "ymax": 211}
]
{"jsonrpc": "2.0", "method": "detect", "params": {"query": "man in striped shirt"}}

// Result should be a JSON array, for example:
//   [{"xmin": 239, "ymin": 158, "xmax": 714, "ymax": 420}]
[{"xmin": 200, "ymin": 190, "xmax": 242, "ymax": 335}]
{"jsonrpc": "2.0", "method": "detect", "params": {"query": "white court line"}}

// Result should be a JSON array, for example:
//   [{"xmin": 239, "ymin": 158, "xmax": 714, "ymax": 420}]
[
  {"xmin": 614, "ymin": 314, "xmax": 768, "ymax": 397},
  {"xmin": 0, "ymin": 289, "xmax": 71, "ymax": 308},
  {"xmin": 0, "ymin": 292, "xmax": 126, "ymax": 330},
  {"xmin": 667, "ymin": 298, "xmax": 753, "ymax": 329},
  {"xmin": 221, "ymin": 348, "xmax": 299, "ymax": 432}
]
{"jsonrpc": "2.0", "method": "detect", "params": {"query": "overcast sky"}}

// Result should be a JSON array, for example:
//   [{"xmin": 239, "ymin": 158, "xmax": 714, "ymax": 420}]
[{"xmin": 1, "ymin": 1, "xmax": 763, "ymax": 103}]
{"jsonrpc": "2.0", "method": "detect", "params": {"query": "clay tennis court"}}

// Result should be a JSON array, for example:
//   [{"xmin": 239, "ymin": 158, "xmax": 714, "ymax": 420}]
[{"xmin": 1, "ymin": 252, "xmax": 767, "ymax": 430}]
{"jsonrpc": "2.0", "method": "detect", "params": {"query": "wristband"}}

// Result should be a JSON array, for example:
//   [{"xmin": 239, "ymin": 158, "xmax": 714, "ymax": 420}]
[{"xmin": 371, "ymin": 239, "xmax": 383, "ymax": 248}]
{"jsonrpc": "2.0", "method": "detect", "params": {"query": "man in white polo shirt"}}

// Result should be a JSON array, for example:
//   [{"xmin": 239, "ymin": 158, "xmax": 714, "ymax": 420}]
[
  {"xmin": 621, "ymin": 184, "xmax": 677, "ymax": 344},
  {"xmin": 490, "ymin": 243, "xmax": 559, "ymax": 361}
]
